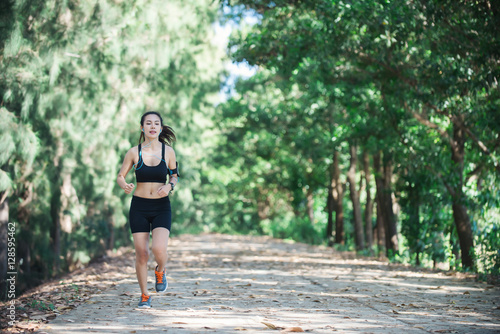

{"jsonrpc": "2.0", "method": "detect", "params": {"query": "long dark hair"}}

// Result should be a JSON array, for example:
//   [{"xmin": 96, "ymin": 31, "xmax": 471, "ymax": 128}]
[{"xmin": 139, "ymin": 111, "xmax": 176, "ymax": 146}]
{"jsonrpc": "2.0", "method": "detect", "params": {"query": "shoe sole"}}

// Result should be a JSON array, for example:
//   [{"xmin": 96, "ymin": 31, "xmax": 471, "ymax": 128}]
[{"xmin": 137, "ymin": 305, "xmax": 151, "ymax": 309}]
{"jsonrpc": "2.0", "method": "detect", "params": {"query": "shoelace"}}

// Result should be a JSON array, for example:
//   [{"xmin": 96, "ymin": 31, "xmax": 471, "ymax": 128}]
[
  {"xmin": 155, "ymin": 268, "xmax": 164, "ymax": 284},
  {"xmin": 141, "ymin": 294, "xmax": 150, "ymax": 303}
]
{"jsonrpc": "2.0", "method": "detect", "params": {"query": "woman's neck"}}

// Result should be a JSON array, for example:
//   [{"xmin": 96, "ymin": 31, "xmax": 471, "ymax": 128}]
[{"xmin": 142, "ymin": 138, "xmax": 161, "ymax": 150}]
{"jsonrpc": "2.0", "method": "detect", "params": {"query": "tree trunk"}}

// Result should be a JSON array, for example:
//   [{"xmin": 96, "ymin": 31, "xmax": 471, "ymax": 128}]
[
  {"xmin": 50, "ymin": 138, "xmax": 64, "ymax": 274},
  {"xmin": 50, "ymin": 187, "xmax": 61, "ymax": 274},
  {"xmin": 0, "ymin": 192, "xmax": 8, "ymax": 299},
  {"xmin": 374, "ymin": 191, "xmax": 386, "ymax": 256},
  {"xmin": 326, "ymin": 154, "xmax": 336, "ymax": 245},
  {"xmin": 347, "ymin": 144, "xmax": 364, "ymax": 250},
  {"xmin": 373, "ymin": 151, "xmax": 397, "ymax": 256},
  {"xmin": 383, "ymin": 155, "xmax": 398, "ymax": 255},
  {"xmin": 408, "ymin": 181, "xmax": 421, "ymax": 266},
  {"xmin": 363, "ymin": 151, "xmax": 374, "ymax": 253},
  {"xmin": 450, "ymin": 121, "xmax": 475, "ymax": 269},
  {"xmin": 332, "ymin": 151, "xmax": 345, "ymax": 245}
]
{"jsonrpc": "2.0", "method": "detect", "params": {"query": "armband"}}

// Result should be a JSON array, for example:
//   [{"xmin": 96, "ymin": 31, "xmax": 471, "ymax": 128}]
[{"xmin": 168, "ymin": 162, "xmax": 180, "ymax": 177}]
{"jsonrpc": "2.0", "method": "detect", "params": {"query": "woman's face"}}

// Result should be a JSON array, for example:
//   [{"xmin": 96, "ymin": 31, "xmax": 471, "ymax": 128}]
[{"xmin": 142, "ymin": 114, "xmax": 162, "ymax": 139}]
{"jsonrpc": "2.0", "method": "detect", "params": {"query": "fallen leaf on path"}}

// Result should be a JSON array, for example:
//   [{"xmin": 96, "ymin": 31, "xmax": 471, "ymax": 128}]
[
  {"xmin": 193, "ymin": 289, "xmax": 208, "ymax": 296},
  {"xmin": 282, "ymin": 327, "xmax": 304, "ymax": 332},
  {"xmin": 262, "ymin": 322, "xmax": 279, "ymax": 330},
  {"xmin": 234, "ymin": 327, "xmax": 247, "ymax": 331},
  {"xmin": 30, "ymin": 314, "xmax": 49, "ymax": 320},
  {"xmin": 15, "ymin": 322, "xmax": 36, "ymax": 330},
  {"xmin": 57, "ymin": 305, "xmax": 75, "ymax": 311},
  {"xmin": 172, "ymin": 322, "xmax": 188, "ymax": 324},
  {"xmin": 463, "ymin": 291, "xmax": 470, "ymax": 295}
]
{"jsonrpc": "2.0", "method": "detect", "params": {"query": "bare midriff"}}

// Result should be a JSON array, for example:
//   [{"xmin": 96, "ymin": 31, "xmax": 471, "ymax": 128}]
[{"xmin": 134, "ymin": 182, "xmax": 167, "ymax": 198}]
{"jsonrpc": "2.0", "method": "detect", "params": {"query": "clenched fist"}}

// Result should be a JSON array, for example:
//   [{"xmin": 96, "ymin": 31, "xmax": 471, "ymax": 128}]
[{"xmin": 123, "ymin": 183, "xmax": 135, "ymax": 194}]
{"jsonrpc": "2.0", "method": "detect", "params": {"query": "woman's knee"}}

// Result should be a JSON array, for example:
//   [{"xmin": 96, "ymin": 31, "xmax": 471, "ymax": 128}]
[
  {"xmin": 152, "ymin": 244, "xmax": 167, "ymax": 256},
  {"xmin": 135, "ymin": 248, "xmax": 149, "ymax": 264}
]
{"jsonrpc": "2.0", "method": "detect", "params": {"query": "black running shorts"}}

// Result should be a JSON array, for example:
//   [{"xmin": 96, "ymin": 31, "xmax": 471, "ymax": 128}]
[{"xmin": 129, "ymin": 196, "xmax": 171, "ymax": 233}]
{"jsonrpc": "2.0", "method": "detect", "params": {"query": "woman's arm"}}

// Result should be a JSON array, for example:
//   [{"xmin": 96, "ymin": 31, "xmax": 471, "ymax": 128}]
[
  {"xmin": 167, "ymin": 148, "xmax": 178, "ymax": 188},
  {"xmin": 157, "ymin": 146, "xmax": 178, "ymax": 197},
  {"xmin": 117, "ymin": 148, "xmax": 136, "ymax": 194}
]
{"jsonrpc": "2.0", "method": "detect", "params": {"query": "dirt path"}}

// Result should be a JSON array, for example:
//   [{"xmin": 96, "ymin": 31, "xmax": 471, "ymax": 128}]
[{"xmin": 31, "ymin": 234, "xmax": 500, "ymax": 333}]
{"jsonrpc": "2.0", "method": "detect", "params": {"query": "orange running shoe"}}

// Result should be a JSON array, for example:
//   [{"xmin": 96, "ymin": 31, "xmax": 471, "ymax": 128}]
[
  {"xmin": 155, "ymin": 266, "xmax": 168, "ymax": 292},
  {"xmin": 138, "ymin": 293, "xmax": 152, "ymax": 308}
]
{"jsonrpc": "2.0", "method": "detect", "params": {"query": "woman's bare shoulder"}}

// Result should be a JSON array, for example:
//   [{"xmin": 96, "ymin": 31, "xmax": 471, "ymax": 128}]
[
  {"xmin": 126, "ymin": 146, "xmax": 139, "ymax": 157},
  {"xmin": 165, "ymin": 145, "xmax": 175, "ymax": 153}
]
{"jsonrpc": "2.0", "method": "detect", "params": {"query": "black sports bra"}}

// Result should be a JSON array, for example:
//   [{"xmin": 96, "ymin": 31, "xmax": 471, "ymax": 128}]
[{"xmin": 134, "ymin": 143, "xmax": 169, "ymax": 183}]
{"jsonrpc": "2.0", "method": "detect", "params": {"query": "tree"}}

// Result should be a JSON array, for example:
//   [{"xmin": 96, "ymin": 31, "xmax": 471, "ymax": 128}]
[
  {"xmin": 219, "ymin": 0, "xmax": 500, "ymax": 271},
  {"xmin": 1, "ymin": 0, "xmax": 223, "ymax": 294}
]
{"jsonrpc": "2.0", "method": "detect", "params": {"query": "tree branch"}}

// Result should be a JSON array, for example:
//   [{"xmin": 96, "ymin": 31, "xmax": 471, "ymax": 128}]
[{"xmin": 403, "ymin": 102, "xmax": 458, "ymax": 152}]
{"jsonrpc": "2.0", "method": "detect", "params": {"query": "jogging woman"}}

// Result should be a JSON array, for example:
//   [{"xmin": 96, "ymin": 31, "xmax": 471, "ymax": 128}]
[{"xmin": 117, "ymin": 111, "xmax": 179, "ymax": 308}]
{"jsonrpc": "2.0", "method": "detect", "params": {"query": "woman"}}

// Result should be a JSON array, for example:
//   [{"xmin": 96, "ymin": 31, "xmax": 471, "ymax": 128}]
[{"xmin": 117, "ymin": 111, "xmax": 179, "ymax": 308}]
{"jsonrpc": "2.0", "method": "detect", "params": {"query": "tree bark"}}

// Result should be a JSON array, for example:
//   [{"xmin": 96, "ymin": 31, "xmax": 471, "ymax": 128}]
[
  {"xmin": 374, "ymin": 191, "xmax": 386, "ymax": 256},
  {"xmin": 50, "ymin": 137, "xmax": 65, "ymax": 274},
  {"xmin": 450, "ymin": 121, "xmax": 475, "ymax": 269},
  {"xmin": 373, "ymin": 151, "xmax": 398, "ymax": 256},
  {"xmin": 363, "ymin": 151, "xmax": 374, "ymax": 252},
  {"xmin": 347, "ymin": 144, "xmax": 365, "ymax": 250},
  {"xmin": 326, "ymin": 154, "xmax": 336, "ymax": 245},
  {"xmin": 50, "ymin": 187, "xmax": 61, "ymax": 274},
  {"xmin": 407, "ymin": 181, "xmax": 421, "ymax": 266},
  {"xmin": 332, "ymin": 151, "xmax": 345, "ymax": 245},
  {"xmin": 327, "ymin": 150, "xmax": 346, "ymax": 245},
  {"xmin": 383, "ymin": 154, "xmax": 398, "ymax": 255}
]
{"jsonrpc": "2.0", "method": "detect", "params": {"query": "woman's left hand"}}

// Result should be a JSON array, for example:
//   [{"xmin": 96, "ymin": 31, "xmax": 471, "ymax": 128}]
[{"xmin": 157, "ymin": 185, "xmax": 171, "ymax": 197}]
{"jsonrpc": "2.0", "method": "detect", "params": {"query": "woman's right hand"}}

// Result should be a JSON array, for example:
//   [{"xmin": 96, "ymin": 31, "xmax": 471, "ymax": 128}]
[{"xmin": 123, "ymin": 183, "xmax": 135, "ymax": 194}]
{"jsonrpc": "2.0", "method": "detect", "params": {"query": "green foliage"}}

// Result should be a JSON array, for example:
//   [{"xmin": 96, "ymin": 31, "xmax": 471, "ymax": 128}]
[
  {"xmin": 29, "ymin": 300, "xmax": 55, "ymax": 312},
  {"xmin": 1, "ymin": 0, "xmax": 224, "ymax": 294},
  {"xmin": 214, "ymin": 0, "xmax": 500, "ymax": 275},
  {"xmin": 260, "ymin": 217, "xmax": 325, "ymax": 245},
  {"xmin": 476, "ymin": 223, "xmax": 500, "ymax": 278}
]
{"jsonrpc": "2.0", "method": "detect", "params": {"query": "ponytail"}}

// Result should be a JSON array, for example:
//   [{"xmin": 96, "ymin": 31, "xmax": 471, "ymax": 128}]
[
  {"xmin": 138, "ymin": 111, "xmax": 176, "ymax": 146},
  {"xmin": 159, "ymin": 125, "xmax": 176, "ymax": 146}
]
